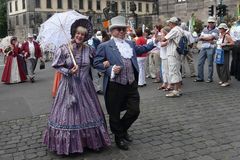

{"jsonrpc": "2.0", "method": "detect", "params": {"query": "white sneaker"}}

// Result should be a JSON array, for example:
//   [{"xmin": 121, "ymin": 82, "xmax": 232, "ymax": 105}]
[
  {"xmin": 166, "ymin": 90, "xmax": 181, "ymax": 97},
  {"xmin": 220, "ymin": 82, "xmax": 230, "ymax": 87}
]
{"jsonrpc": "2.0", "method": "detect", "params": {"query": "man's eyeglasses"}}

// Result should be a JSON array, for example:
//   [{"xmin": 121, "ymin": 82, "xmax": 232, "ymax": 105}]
[{"xmin": 115, "ymin": 27, "xmax": 126, "ymax": 32}]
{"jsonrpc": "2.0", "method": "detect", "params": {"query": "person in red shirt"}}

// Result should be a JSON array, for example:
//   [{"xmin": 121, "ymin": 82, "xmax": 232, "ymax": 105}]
[
  {"xmin": 135, "ymin": 28, "xmax": 148, "ymax": 87},
  {"xmin": 1, "ymin": 37, "xmax": 27, "ymax": 83}
]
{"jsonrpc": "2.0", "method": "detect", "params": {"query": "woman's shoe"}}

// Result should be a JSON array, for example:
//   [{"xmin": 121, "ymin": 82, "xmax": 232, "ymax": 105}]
[
  {"xmin": 218, "ymin": 81, "xmax": 223, "ymax": 85},
  {"xmin": 220, "ymin": 82, "xmax": 230, "ymax": 87},
  {"xmin": 166, "ymin": 90, "xmax": 181, "ymax": 98}
]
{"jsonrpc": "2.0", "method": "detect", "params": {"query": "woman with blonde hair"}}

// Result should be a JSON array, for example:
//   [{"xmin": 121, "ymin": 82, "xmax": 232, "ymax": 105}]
[{"xmin": 43, "ymin": 19, "xmax": 111, "ymax": 155}]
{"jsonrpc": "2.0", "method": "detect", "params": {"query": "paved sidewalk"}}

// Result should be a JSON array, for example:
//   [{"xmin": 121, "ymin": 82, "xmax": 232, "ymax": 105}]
[{"xmin": 1, "ymin": 77, "xmax": 240, "ymax": 160}]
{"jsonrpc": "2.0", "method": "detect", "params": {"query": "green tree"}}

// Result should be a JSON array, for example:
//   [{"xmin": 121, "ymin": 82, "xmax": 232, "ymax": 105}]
[
  {"xmin": 194, "ymin": 18, "xmax": 204, "ymax": 35},
  {"xmin": 0, "ymin": 0, "xmax": 7, "ymax": 38},
  {"xmin": 223, "ymin": 15, "xmax": 237, "ymax": 27}
]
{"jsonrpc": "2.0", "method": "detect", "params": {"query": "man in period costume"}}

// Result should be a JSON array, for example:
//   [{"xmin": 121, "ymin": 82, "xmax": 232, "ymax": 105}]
[
  {"xmin": 21, "ymin": 33, "xmax": 43, "ymax": 82},
  {"xmin": 94, "ymin": 16, "xmax": 158, "ymax": 150}
]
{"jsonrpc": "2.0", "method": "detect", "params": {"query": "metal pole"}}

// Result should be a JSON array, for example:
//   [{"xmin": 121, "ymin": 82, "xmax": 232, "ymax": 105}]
[{"xmin": 220, "ymin": 0, "xmax": 223, "ymax": 23}]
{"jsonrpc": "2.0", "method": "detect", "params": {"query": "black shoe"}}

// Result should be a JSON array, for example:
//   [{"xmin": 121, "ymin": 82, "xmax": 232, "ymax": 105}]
[
  {"xmin": 123, "ymin": 133, "xmax": 133, "ymax": 143},
  {"xmin": 193, "ymin": 79, "xmax": 204, "ymax": 82},
  {"xmin": 115, "ymin": 137, "xmax": 129, "ymax": 150},
  {"xmin": 30, "ymin": 78, "xmax": 35, "ymax": 83},
  {"xmin": 96, "ymin": 90, "xmax": 104, "ymax": 95}
]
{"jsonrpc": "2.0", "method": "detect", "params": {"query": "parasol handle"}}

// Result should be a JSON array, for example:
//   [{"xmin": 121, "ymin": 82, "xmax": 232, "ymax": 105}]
[{"xmin": 67, "ymin": 43, "xmax": 77, "ymax": 66}]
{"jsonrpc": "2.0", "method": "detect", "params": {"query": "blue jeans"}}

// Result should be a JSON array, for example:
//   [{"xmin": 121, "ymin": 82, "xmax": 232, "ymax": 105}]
[{"xmin": 197, "ymin": 48, "xmax": 215, "ymax": 81}]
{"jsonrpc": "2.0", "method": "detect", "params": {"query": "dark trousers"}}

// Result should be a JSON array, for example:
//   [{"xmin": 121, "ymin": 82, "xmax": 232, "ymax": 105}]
[
  {"xmin": 105, "ymin": 81, "xmax": 140, "ymax": 138},
  {"xmin": 216, "ymin": 51, "xmax": 230, "ymax": 82}
]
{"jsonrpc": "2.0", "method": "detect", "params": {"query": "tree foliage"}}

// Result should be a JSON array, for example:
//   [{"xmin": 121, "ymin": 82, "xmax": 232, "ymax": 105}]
[
  {"xmin": 0, "ymin": 0, "xmax": 7, "ymax": 38},
  {"xmin": 194, "ymin": 18, "xmax": 204, "ymax": 34},
  {"xmin": 223, "ymin": 15, "xmax": 237, "ymax": 27}
]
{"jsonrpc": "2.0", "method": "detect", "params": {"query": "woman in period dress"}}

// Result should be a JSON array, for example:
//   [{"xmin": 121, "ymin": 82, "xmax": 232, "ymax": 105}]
[
  {"xmin": 43, "ymin": 19, "xmax": 111, "ymax": 155},
  {"xmin": 1, "ymin": 37, "xmax": 27, "ymax": 84}
]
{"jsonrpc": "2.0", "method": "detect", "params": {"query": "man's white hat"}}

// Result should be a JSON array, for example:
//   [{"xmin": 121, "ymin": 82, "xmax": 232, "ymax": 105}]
[
  {"xmin": 207, "ymin": 16, "xmax": 216, "ymax": 23},
  {"xmin": 27, "ymin": 33, "xmax": 33, "ymax": 38},
  {"xmin": 166, "ymin": 17, "xmax": 179, "ymax": 24},
  {"xmin": 109, "ymin": 16, "xmax": 127, "ymax": 30},
  {"xmin": 218, "ymin": 23, "xmax": 229, "ymax": 30}
]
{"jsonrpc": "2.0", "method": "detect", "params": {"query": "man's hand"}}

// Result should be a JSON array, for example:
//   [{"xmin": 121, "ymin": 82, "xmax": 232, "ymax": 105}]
[
  {"xmin": 113, "ymin": 65, "xmax": 121, "ymax": 74},
  {"xmin": 70, "ymin": 65, "xmax": 79, "ymax": 74},
  {"xmin": 103, "ymin": 60, "xmax": 110, "ymax": 68}
]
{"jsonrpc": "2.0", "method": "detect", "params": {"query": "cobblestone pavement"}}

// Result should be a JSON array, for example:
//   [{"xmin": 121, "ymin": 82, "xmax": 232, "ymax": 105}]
[{"xmin": 1, "ymin": 77, "xmax": 240, "ymax": 160}]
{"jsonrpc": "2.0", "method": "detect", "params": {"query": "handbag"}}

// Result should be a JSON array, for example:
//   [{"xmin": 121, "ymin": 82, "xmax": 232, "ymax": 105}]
[
  {"xmin": 215, "ymin": 48, "xmax": 224, "ymax": 64},
  {"xmin": 221, "ymin": 33, "xmax": 233, "ymax": 51},
  {"xmin": 39, "ymin": 60, "xmax": 45, "ymax": 69}
]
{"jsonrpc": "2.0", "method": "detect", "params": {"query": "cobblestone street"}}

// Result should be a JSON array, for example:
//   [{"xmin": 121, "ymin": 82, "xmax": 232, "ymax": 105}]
[{"xmin": 1, "ymin": 77, "xmax": 240, "ymax": 160}]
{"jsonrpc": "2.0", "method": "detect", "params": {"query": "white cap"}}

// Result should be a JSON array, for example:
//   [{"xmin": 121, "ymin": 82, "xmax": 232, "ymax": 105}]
[
  {"xmin": 218, "ymin": 23, "xmax": 229, "ymax": 30},
  {"xmin": 166, "ymin": 17, "xmax": 179, "ymax": 24},
  {"xmin": 207, "ymin": 16, "xmax": 216, "ymax": 23}
]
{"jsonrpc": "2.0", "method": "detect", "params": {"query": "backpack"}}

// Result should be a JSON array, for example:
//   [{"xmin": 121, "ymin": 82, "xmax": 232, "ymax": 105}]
[{"xmin": 175, "ymin": 35, "xmax": 189, "ymax": 56}]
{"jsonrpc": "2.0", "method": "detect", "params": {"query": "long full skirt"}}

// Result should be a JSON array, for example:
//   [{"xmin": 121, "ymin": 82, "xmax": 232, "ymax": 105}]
[
  {"xmin": 1, "ymin": 56, "xmax": 27, "ymax": 83},
  {"xmin": 43, "ymin": 76, "xmax": 111, "ymax": 155}
]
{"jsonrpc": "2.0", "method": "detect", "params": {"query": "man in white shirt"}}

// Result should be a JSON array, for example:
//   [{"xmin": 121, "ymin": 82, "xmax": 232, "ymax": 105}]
[
  {"xmin": 94, "ymin": 16, "xmax": 158, "ymax": 150},
  {"xmin": 162, "ymin": 17, "xmax": 183, "ymax": 97},
  {"xmin": 21, "ymin": 33, "xmax": 43, "ymax": 82}
]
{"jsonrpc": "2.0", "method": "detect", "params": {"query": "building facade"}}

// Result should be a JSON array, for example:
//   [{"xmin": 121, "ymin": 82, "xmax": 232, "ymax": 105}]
[
  {"xmin": 158, "ymin": 0, "xmax": 240, "ymax": 24},
  {"xmin": 7, "ymin": 0, "xmax": 156, "ymax": 40}
]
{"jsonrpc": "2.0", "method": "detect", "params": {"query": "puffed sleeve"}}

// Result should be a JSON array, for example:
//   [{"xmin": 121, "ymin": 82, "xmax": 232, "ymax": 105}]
[{"xmin": 52, "ymin": 46, "xmax": 71, "ymax": 76}]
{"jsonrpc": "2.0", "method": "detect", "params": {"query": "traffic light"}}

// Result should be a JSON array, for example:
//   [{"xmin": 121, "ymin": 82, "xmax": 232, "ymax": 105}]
[
  {"xmin": 208, "ymin": 5, "xmax": 214, "ymax": 16},
  {"xmin": 221, "ymin": 4, "xmax": 228, "ymax": 16},
  {"xmin": 216, "ymin": 4, "xmax": 222, "ymax": 17},
  {"xmin": 216, "ymin": 4, "xmax": 228, "ymax": 17}
]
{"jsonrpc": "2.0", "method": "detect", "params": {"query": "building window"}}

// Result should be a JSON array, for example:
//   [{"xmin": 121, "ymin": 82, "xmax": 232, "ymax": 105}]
[
  {"xmin": 23, "ymin": 14, "xmax": 26, "ymax": 24},
  {"xmin": 177, "ymin": 0, "xmax": 186, "ymax": 2},
  {"xmin": 9, "ymin": 2, "xmax": 12, "ymax": 12},
  {"xmin": 138, "ymin": 3, "xmax": 142, "ymax": 12},
  {"xmin": 57, "ymin": 0, "xmax": 62, "ymax": 9},
  {"xmin": 9, "ymin": 20, "xmax": 12, "ymax": 29},
  {"xmin": 146, "ymin": 3, "xmax": 149, "ymax": 12},
  {"xmin": 79, "ymin": 0, "xmax": 83, "ymax": 9},
  {"xmin": 96, "ymin": 0, "xmax": 101, "ymax": 10},
  {"xmin": 15, "ymin": 1, "xmax": 18, "ymax": 11},
  {"xmin": 22, "ymin": 0, "xmax": 25, "ymax": 9},
  {"xmin": 88, "ymin": 0, "xmax": 92, "ymax": 10},
  {"xmin": 121, "ymin": 1, "xmax": 126, "ymax": 10},
  {"xmin": 46, "ymin": 0, "xmax": 52, "ymax": 8},
  {"xmin": 106, "ymin": 1, "xmax": 110, "ymax": 7},
  {"xmin": 68, "ymin": 0, "xmax": 72, "ymax": 9},
  {"xmin": 16, "ymin": 16, "xmax": 19, "ymax": 25},
  {"xmin": 146, "ymin": 3, "xmax": 149, "ymax": 13},
  {"xmin": 35, "ymin": 0, "xmax": 40, "ymax": 8}
]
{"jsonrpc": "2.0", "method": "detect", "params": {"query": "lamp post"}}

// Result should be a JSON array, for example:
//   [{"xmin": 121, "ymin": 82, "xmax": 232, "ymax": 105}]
[
  {"xmin": 129, "ymin": 0, "xmax": 137, "ymax": 29},
  {"xmin": 120, "ymin": 0, "xmax": 126, "ymax": 17}
]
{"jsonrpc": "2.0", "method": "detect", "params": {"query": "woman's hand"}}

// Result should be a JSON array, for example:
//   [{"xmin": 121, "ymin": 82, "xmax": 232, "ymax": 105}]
[
  {"xmin": 39, "ymin": 57, "xmax": 44, "ymax": 62},
  {"xmin": 113, "ymin": 65, "xmax": 121, "ymax": 74},
  {"xmin": 103, "ymin": 60, "xmax": 110, "ymax": 68},
  {"xmin": 70, "ymin": 65, "xmax": 79, "ymax": 74}
]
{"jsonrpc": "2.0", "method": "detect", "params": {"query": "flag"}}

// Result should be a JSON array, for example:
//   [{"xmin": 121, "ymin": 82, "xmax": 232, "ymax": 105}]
[
  {"xmin": 237, "ymin": 4, "xmax": 240, "ymax": 16},
  {"xmin": 189, "ymin": 14, "xmax": 195, "ymax": 33}
]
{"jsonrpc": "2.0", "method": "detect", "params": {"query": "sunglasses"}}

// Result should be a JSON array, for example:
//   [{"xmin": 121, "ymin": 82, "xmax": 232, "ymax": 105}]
[{"xmin": 115, "ymin": 27, "xmax": 126, "ymax": 32}]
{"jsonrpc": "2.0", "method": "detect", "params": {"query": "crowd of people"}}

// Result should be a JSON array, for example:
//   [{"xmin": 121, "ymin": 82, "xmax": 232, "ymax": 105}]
[
  {"xmin": 0, "ymin": 34, "xmax": 44, "ymax": 84},
  {"xmin": 1, "ymin": 13, "xmax": 240, "ymax": 155}
]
